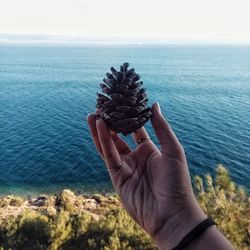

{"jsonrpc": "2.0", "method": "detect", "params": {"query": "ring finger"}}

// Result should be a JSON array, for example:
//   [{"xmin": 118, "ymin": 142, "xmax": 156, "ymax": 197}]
[{"xmin": 132, "ymin": 127, "xmax": 150, "ymax": 146}]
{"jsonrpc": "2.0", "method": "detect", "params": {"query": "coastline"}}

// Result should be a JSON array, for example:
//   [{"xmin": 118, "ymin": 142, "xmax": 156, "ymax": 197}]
[
  {"xmin": 0, "ymin": 184, "xmax": 115, "ymax": 198},
  {"xmin": 0, "ymin": 189, "xmax": 119, "ymax": 221}
]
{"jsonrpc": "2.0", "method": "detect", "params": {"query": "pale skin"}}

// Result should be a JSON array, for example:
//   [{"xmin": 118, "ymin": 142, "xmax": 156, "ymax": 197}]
[{"xmin": 87, "ymin": 103, "xmax": 235, "ymax": 250}]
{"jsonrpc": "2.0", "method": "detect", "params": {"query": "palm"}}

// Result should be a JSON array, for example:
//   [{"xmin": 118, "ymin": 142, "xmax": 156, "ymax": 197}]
[{"xmin": 112, "ymin": 141, "xmax": 191, "ymax": 236}]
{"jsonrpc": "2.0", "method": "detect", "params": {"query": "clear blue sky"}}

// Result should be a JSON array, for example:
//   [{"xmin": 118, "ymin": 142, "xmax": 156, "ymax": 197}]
[{"xmin": 1, "ymin": 0, "xmax": 250, "ymax": 41}]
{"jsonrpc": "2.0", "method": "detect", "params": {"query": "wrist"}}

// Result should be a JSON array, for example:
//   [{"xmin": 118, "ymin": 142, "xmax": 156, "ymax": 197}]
[{"xmin": 154, "ymin": 199, "xmax": 206, "ymax": 250}]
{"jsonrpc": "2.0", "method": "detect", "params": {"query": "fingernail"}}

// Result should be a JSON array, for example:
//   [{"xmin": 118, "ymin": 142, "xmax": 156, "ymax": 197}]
[
  {"xmin": 87, "ymin": 113, "xmax": 94, "ymax": 119},
  {"xmin": 156, "ymin": 102, "xmax": 161, "ymax": 113}
]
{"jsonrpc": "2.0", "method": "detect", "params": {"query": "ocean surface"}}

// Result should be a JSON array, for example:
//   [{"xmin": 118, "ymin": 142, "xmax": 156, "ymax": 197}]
[{"xmin": 0, "ymin": 44, "xmax": 249, "ymax": 196}]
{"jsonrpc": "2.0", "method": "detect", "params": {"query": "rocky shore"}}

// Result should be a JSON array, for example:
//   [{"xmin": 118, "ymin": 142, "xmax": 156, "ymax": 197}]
[
  {"xmin": 0, "ymin": 189, "xmax": 120, "ymax": 220},
  {"xmin": 0, "ymin": 189, "xmax": 155, "ymax": 250}
]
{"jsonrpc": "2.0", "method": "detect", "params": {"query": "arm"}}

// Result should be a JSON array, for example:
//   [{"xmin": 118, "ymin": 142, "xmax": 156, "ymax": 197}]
[
  {"xmin": 156, "ymin": 211, "xmax": 235, "ymax": 250},
  {"xmin": 184, "ymin": 226, "xmax": 235, "ymax": 250},
  {"xmin": 88, "ymin": 103, "xmax": 235, "ymax": 250}
]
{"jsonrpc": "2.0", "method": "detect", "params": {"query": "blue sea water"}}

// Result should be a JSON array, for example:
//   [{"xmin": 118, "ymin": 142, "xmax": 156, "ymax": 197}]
[{"xmin": 0, "ymin": 44, "xmax": 250, "ymax": 196}]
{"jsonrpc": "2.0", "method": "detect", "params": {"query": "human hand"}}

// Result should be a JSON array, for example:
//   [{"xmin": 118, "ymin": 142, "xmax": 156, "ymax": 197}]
[{"xmin": 87, "ymin": 103, "xmax": 206, "ymax": 249}]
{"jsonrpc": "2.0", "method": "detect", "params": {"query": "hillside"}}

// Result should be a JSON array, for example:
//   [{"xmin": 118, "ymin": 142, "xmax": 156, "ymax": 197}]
[{"xmin": 0, "ymin": 165, "xmax": 249, "ymax": 250}]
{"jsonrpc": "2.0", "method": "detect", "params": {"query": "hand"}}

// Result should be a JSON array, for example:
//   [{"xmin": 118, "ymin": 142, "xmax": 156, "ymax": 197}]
[{"xmin": 87, "ymin": 103, "xmax": 206, "ymax": 249}]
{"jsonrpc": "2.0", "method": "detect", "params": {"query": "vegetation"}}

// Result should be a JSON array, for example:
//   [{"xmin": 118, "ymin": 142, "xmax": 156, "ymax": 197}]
[
  {"xmin": 194, "ymin": 165, "xmax": 250, "ymax": 250},
  {"xmin": 0, "ymin": 165, "xmax": 249, "ymax": 250}
]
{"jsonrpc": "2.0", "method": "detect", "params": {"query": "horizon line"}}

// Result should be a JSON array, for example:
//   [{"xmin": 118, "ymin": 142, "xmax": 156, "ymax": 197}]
[{"xmin": 1, "ymin": 33, "xmax": 250, "ymax": 45}]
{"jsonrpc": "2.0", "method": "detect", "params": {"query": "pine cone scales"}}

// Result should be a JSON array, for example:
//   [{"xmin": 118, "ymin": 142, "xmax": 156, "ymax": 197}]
[{"xmin": 96, "ymin": 63, "xmax": 152, "ymax": 136}]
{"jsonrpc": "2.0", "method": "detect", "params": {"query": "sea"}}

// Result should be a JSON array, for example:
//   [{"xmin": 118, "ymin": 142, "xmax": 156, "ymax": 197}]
[{"xmin": 0, "ymin": 44, "xmax": 249, "ymax": 196}]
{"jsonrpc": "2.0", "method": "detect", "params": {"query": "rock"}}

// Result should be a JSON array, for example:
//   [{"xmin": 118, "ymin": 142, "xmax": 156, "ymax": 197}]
[
  {"xmin": 92, "ymin": 194, "xmax": 103, "ymax": 204},
  {"xmin": 37, "ymin": 195, "xmax": 47, "ymax": 200},
  {"xmin": 0, "ymin": 196, "xmax": 24, "ymax": 207},
  {"xmin": 61, "ymin": 189, "xmax": 75, "ymax": 198},
  {"xmin": 32, "ymin": 195, "xmax": 48, "ymax": 207},
  {"xmin": 9, "ymin": 197, "xmax": 24, "ymax": 207},
  {"xmin": 55, "ymin": 189, "xmax": 77, "ymax": 211},
  {"xmin": 76, "ymin": 190, "xmax": 82, "ymax": 195},
  {"xmin": 83, "ymin": 199, "xmax": 98, "ymax": 209}
]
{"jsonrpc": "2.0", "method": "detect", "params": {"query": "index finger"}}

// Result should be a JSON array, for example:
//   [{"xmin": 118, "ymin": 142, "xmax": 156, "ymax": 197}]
[{"xmin": 96, "ymin": 119, "xmax": 121, "ymax": 173}]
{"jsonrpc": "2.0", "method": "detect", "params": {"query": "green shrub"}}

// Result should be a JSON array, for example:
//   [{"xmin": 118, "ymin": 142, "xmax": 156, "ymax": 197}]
[
  {"xmin": 0, "ymin": 210, "xmax": 51, "ymax": 250},
  {"xmin": 60, "ymin": 208, "xmax": 155, "ymax": 250},
  {"xmin": 0, "ymin": 165, "xmax": 249, "ymax": 250},
  {"xmin": 194, "ymin": 165, "xmax": 250, "ymax": 250}
]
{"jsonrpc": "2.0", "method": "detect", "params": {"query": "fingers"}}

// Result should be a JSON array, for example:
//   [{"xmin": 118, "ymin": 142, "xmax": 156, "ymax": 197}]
[
  {"xmin": 87, "ymin": 114, "xmax": 104, "ymax": 160},
  {"xmin": 132, "ymin": 127, "xmax": 150, "ymax": 145},
  {"xmin": 96, "ymin": 119, "xmax": 121, "ymax": 173},
  {"xmin": 95, "ymin": 108, "xmax": 131, "ymax": 155},
  {"xmin": 132, "ymin": 126, "xmax": 159, "ymax": 160},
  {"xmin": 110, "ymin": 131, "xmax": 131, "ymax": 155},
  {"xmin": 151, "ymin": 103, "xmax": 183, "ymax": 156}
]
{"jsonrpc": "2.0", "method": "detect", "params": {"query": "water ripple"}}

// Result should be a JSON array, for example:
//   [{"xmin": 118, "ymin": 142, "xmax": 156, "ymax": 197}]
[{"xmin": 0, "ymin": 45, "xmax": 249, "ymax": 195}]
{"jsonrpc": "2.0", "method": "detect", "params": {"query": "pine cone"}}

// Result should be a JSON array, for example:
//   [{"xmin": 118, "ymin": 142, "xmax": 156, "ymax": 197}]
[{"xmin": 96, "ymin": 62, "xmax": 152, "ymax": 136}]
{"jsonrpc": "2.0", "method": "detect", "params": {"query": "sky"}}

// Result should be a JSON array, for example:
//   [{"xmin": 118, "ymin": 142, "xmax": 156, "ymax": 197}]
[{"xmin": 0, "ymin": 0, "xmax": 250, "ymax": 42}]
